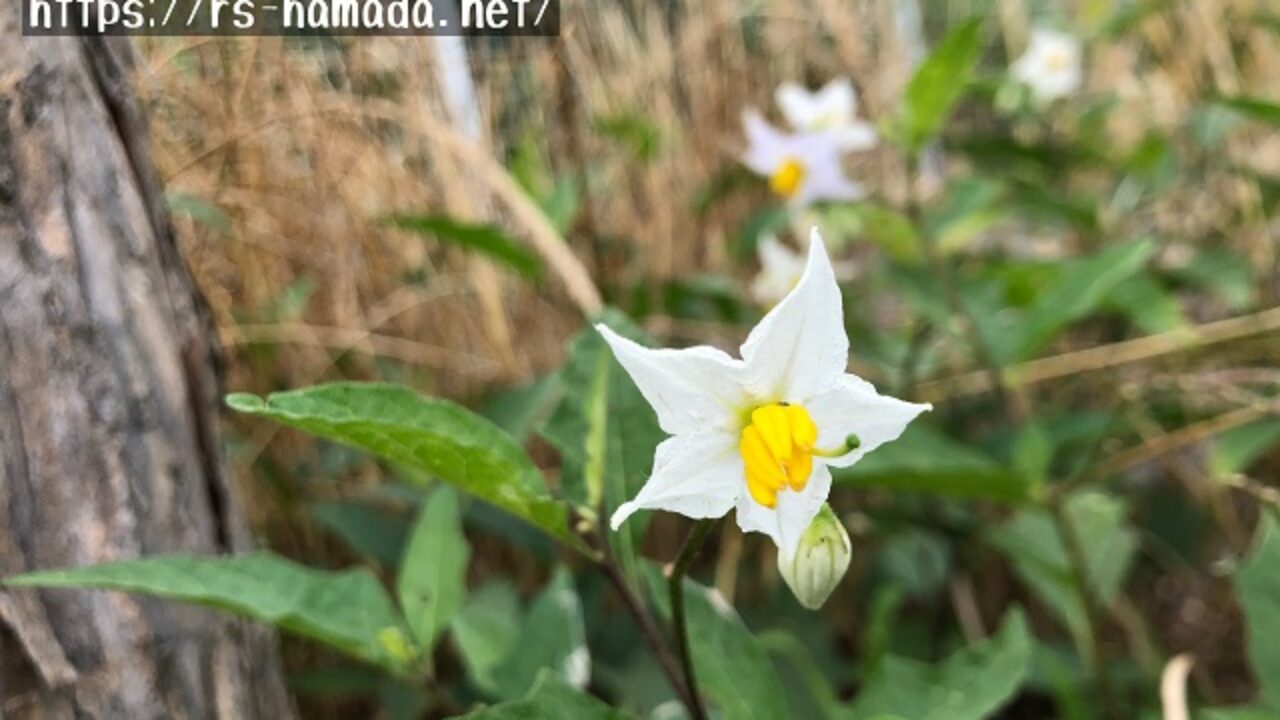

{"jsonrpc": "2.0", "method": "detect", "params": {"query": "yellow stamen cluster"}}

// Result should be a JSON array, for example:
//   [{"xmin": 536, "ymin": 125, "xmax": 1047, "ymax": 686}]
[
  {"xmin": 740, "ymin": 403, "xmax": 817, "ymax": 508},
  {"xmin": 1044, "ymin": 49, "xmax": 1070, "ymax": 72},
  {"xmin": 769, "ymin": 158, "xmax": 806, "ymax": 199}
]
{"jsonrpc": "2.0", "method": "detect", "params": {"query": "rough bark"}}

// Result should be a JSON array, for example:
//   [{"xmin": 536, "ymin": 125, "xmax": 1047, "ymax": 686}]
[{"xmin": 0, "ymin": 13, "xmax": 295, "ymax": 720}]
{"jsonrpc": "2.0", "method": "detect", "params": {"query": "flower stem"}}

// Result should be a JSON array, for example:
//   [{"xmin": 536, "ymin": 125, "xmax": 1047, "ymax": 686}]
[
  {"xmin": 667, "ymin": 519, "xmax": 714, "ymax": 720},
  {"xmin": 594, "ymin": 510, "xmax": 695, "ymax": 712}
]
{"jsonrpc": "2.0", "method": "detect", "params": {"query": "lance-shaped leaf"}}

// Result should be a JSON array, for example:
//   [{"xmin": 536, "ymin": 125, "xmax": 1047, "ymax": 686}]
[
  {"xmin": 4, "ymin": 552, "xmax": 414, "ymax": 672},
  {"xmin": 892, "ymin": 18, "xmax": 984, "ymax": 151},
  {"xmin": 843, "ymin": 610, "xmax": 1033, "ymax": 720},
  {"xmin": 398, "ymin": 488, "xmax": 469, "ymax": 651},
  {"xmin": 1235, "ymin": 513, "xmax": 1280, "ymax": 708},
  {"xmin": 228, "ymin": 384, "xmax": 586, "ymax": 553},
  {"xmin": 460, "ymin": 670, "xmax": 628, "ymax": 719}
]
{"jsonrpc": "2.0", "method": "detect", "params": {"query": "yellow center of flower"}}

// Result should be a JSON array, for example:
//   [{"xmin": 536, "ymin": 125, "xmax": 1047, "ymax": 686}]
[
  {"xmin": 769, "ymin": 158, "xmax": 806, "ymax": 199},
  {"xmin": 739, "ymin": 403, "xmax": 818, "ymax": 509},
  {"xmin": 1044, "ymin": 49, "xmax": 1070, "ymax": 72}
]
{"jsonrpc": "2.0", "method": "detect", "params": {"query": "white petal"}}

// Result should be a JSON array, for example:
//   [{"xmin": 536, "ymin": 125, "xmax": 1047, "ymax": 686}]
[
  {"xmin": 813, "ymin": 78, "xmax": 856, "ymax": 124},
  {"xmin": 596, "ymin": 325, "xmax": 747, "ymax": 436},
  {"xmin": 751, "ymin": 236, "xmax": 805, "ymax": 307},
  {"xmin": 832, "ymin": 122, "xmax": 878, "ymax": 151},
  {"xmin": 740, "ymin": 228, "xmax": 849, "ymax": 401},
  {"xmin": 805, "ymin": 375, "xmax": 931, "ymax": 468},
  {"xmin": 733, "ymin": 464, "xmax": 832, "ymax": 556},
  {"xmin": 610, "ymin": 432, "xmax": 741, "ymax": 529},
  {"xmin": 775, "ymin": 83, "xmax": 821, "ymax": 131},
  {"xmin": 741, "ymin": 110, "xmax": 787, "ymax": 175}
]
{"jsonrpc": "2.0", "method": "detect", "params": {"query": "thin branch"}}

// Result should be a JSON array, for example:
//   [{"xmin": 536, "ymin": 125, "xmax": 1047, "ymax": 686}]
[
  {"xmin": 594, "ymin": 506, "xmax": 694, "ymax": 713},
  {"xmin": 666, "ymin": 520, "xmax": 714, "ymax": 720},
  {"xmin": 918, "ymin": 305, "xmax": 1280, "ymax": 402},
  {"xmin": 1047, "ymin": 495, "xmax": 1118, "ymax": 718},
  {"xmin": 598, "ymin": 556, "xmax": 693, "ymax": 711}
]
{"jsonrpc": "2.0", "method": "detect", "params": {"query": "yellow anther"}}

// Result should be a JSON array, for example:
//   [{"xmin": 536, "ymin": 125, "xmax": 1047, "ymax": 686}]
[
  {"xmin": 740, "ymin": 403, "xmax": 819, "ymax": 508},
  {"xmin": 769, "ymin": 158, "xmax": 806, "ymax": 199}
]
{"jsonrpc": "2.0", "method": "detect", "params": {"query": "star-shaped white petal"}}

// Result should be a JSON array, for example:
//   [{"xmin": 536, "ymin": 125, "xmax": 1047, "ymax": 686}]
[{"xmin": 599, "ymin": 230, "xmax": 931, "ymax": 555}]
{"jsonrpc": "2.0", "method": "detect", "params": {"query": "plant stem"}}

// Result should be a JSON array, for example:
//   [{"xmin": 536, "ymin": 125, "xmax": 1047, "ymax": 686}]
[
  {"xmin": 667, "ymin": 519, "xmax": 714, "ymax": 720},
  {"xmin": 1047, "ymin": 494, "xmax": 1119, "ymax": 719},
  {"xmin": 594, "ymin": 511, "xmax": 695, "ymax": 713}
]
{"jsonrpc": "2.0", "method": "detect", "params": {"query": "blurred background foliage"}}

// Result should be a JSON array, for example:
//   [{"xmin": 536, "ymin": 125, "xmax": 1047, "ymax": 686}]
[{"xmin": 119, "ymin": 0, "xmax": 1280, "ymax": 717}]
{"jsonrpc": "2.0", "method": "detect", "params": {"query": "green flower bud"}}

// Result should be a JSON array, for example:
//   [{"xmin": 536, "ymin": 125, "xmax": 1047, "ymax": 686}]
[{"xmin": 778, "ymin": 503, "xmax": 852, "ymax": 610}]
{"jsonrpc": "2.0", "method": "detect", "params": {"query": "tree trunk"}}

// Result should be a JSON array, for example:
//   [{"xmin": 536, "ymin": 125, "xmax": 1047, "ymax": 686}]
[{"xmin": 0, "ymin": 14, "xmax": 295, "ymax": 720}]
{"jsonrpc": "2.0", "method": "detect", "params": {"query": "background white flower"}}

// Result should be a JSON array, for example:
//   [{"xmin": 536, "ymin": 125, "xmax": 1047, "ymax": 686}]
[
  {"xmin": 750, "ymin": 235, "xmax": 808, "ymax": 307},
  {"xmin": 598, "ymin": 229, "xmax": 930, "ymax": 556},
  {"xmin": 775, "ymin": 78, "xmax": 878, "ymax": 151},
  {"xmin": 1011, "ymin": 28, "xmax": 1083, "ymax": 103},
  {"xmin": 751, "ymin": 234, "xmax": 856, "ymax": 308},
  {"xmin": 742, "ymin": 112, "xmax": 864, "ymax": 207}
]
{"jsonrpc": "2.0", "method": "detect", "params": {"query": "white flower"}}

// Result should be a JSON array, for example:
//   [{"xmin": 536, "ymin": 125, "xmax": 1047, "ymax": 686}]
[
  {"xmin": 1011, "ymin": 28, "xmax": 1082, "ymax": 103},
  {"xmin": 751, "ymin": 235, "xmax": 808, "ymax": 307},
  {"xmin": 598, "ymin": 229, "xmax": 930, "ymax": 557},
  {"xmin": 778, "ymin": 504, "xmax": 852, "ymax": 609},
  {"xmin": 742, "ymin": 112, "xmax": 864, "ymax": 207},
  {"xmin": 775, "ymin": 78, "xmax": 878, "ymax": 151}
]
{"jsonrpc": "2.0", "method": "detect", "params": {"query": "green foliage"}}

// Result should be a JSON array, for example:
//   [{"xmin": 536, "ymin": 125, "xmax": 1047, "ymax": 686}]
[
  {"xmin": 308, "ymin": 500, "xmax": 410, "ymax": 568},
  {"xmin": 3, "ymin": 552, "xmax": 414, "ymax": 672},
  {"xmin": 834, "ymin": 424, "xmax": 1031, "ymax": 503},
  {"xmin": 227, "ymin": 384, "xmax": 586, "ymax": 552},
  {"xmin": 385, "ymin": 214, "xmax": 543, "ymax": 279},
  {"xmin": 492, "ymin": 568, "xmax": 590, "ymax": 700},
  {"xmin": 1003, "ymin": 238, "xmax": 1156, "ymax": 362},
  {"xmin": 891, "ymin": 18, "xmax": 984, "ymax": 151},
  {"xmin": 397, "ymin": 488, "xmax": 469, "ymax": 651},
  {"xmin": 1215, "ymin": 96, "xmax": 1280, "ymax": 128},
  {"xmin": 460, "ymin": 670, "xmax": 629, "ymax": 719},
  {"xmin": 452, "ymin": 582, "xmax": 523, "ymax": 697},
  {"xmin": 843, "ymin": 610, "xmax": 1033, "ymax": 720},
  {"xmin": 594, "ymin": 111, "xmax": 663, "ymax": 162},
  {"xmin": 988, "ymin": 493, "xmax": 1137, "ymax": 650},
  {"xmin": 1234, "ymin": 513, "xmax": 1280, "ymax": 709},
  {"xmin": 539, "ymin": 312, "xmax": 665, "ymax": 577},
  {"xmin": 1210, "ymin": 421, "xmax": 1280, "ymax": 478},
  {"xmin": 822, "ymin": 203, "xmax": 923, "ymax": 264},
  {"xmin": 646, "ymin": 568, "xmax": 790, "ymax": 720}
]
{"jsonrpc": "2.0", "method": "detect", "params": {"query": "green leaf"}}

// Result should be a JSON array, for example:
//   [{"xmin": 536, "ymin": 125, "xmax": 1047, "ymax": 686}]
[
  {"xmin": 4, "ymin": 552, "xmax": 413, "ymax": 672},
  {"xmin": 926, "ymin": 178, "xmax": 1007, "ymax": 256},
  {"xmin": 480, "ymin": 375, "xmax": 564, "ymax": 443},
  {"xmin": 1172, "ymin": 248, "xmax": 1256, "ymax": 311},
  {"xmin": 167, "ymin": 192, "xmax": 231, "ymax": 234},
  {"xmin": 386, "ymin": 215, "xmax": 542, "ymax": 279},
  {"xmin": 1105, "ymin": 273, "xmax": 1186, "ymax": 335},
  {"xmin": 453, "ymin": 581, "xmax": 523, "ymax": 697},
  {"xmin": 893, "ymin": 19, "xmax": 984, "ymax": 150},
  {"xmin": 987, "ymin": 493, "xmax": 1137, "ymax": 651},
  {"xmin": 308, "ymin": 500, "xmax": 410, "ymax": 568},
  {"xmin": 397, "ymin": 488, "xmax": 468, "ymax": 651},
  {"xmin": 227, "ymin": 384, "xmax": 585, "ymax": 553},
  {"xmin": 821, "ymin": 203, "xmax": 923, "ymax": 264},
  {"xmin": 1235, "ymin": 513, "xmax": 1280, "ymax": 708},
  {"xmin": 1216, "ymin": 96, "xmax": 1280, "ymax": 128},
  {"xmin": 1202, "ymin": 707, "xmax": 1280, "ymax": 720},
  {"xmin": 1211, "ymin": 420, "xmax": 1280, "ymax": 478},
  {"xmin": 843, "ymin": 610, "xmax": 1032, "ymax": 720},
  {"xmin": 593, "ymin": 110, "xmax": 662, "ymax": 162},
  {"xmin": 492, "ymin": 569, "xmax": 589, "ymax": 700},
  {"xmin": 539, "ymin": 313, "xmax": 665, "ymax": 576},
  {"xmin": 460, "ymin": 670, "xmax": 628, "ymax": 719},
  {"xmin": 1006, "ymin": 238, "xmax": 1156, "ymax": 362},
  {"xmin": 833, "ymin": 424, "xmax": 1031, "ymax": 503},
  {"xmin": 645, "ymin": 568, "xmax": 789, "ymax": 720}
]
